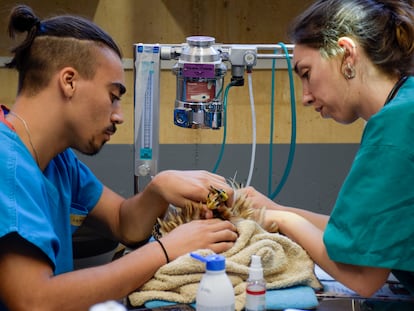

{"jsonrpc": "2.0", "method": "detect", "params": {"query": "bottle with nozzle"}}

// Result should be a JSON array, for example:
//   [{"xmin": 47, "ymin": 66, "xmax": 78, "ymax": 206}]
[
  {"xmin": 245, "ymin": 254, "xmax": 266, "ymax": 311},
  {"xmin": 190, "ymin": 252, "xmax": 235, "ymax": 311}
]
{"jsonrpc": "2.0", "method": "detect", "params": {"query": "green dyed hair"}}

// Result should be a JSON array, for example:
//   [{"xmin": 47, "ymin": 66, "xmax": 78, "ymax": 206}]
[{"xmin": 289, "ymin": 0, "xmax": 414, "ymax": 77}]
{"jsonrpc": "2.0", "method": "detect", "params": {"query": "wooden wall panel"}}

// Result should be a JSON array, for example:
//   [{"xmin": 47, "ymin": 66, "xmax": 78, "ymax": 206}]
[
  {"xmin": 0, "ymin": 0, "xmax": 364, "ymax": 145},
  {"xmin": 158, "ymin": 69, "xmax": 364, "ymax": 144}
]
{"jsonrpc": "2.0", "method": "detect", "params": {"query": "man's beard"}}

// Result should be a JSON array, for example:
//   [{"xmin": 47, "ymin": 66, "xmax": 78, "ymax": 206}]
[
  {"xmin": 79, "ymin": 125, "xmax": 116, "ymax": 156},
  {"xmin": 80, "ymin": 137, "xmax": 106, "ymax": 156}
]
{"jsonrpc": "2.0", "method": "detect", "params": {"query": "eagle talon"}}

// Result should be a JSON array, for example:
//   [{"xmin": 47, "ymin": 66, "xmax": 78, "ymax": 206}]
[
  {"xmin": 206, "ymin": 185, "xmax": 229, "ymax": 210},
  {"xmin": 154, "ymin": 180, "xmax": 278, "ymax": 238}
]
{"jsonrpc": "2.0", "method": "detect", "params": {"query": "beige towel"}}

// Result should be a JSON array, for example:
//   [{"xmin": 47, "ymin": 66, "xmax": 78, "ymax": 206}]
[{"xmin": 129, "ymin": 219, "xmax": 322, "ymax": 311}]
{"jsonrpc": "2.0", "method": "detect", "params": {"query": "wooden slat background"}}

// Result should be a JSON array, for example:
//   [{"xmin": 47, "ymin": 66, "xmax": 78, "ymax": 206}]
[{"xmin": 0, "ymin": 0, "xmax": 364, "ymax": 145}]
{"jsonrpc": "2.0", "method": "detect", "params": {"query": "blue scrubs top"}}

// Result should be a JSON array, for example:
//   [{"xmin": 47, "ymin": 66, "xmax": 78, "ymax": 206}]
[
  {"xmin": 324, "ymin": 77, "xmax": 414, "ymax": 293},
  {"xmin": 0, "ymin": 106, "xmax": 103, "ymax": 275}
]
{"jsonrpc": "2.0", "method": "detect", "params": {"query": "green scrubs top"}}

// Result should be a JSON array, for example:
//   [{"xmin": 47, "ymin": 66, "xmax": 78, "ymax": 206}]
[{"xmin": 324, "ymin": 76, "xmax": 414, "ymax": 292}]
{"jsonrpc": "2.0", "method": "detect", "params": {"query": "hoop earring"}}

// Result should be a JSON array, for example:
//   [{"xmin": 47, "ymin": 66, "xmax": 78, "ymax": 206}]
[{"xmin": 343, "ymin": 63, "xmax": 356, "ymax": 79}]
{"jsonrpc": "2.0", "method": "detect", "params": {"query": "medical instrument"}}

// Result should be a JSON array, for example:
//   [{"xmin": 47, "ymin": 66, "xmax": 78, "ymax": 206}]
[{"xmin": 133, "ymin": 37, "xmax": 295, "ymax": 195}]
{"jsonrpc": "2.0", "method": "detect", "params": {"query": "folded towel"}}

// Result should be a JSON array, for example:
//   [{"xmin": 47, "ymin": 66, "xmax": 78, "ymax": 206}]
[
  {"xmin": 129, "ymin": 219, "xmax": 322, "ymax": 311},
  {"xmin": 144, "ymin": 285, "xmax": 319, "ymax": 310}
]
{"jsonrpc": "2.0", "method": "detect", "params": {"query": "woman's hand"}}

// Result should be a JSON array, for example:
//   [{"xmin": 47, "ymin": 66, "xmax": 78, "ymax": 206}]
[
  {"xmin": 239, "ymin": 186, "xmax": 329, "ymax": 230},
  {"xmin": 238, "ymin": 186, "xmax": 285, "ymax": 210}
]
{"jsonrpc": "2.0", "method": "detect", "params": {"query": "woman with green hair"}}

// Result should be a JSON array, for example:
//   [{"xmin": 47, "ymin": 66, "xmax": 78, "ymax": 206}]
[{"xmin": 243, "ymin": 0, "xmax": 414, "ymax": 298}]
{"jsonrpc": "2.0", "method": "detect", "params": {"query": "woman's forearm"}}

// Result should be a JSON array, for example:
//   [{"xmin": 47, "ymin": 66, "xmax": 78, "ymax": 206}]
[{"xmin": 270, "ymin": 210, "xmax": 390, "ymax": 297}]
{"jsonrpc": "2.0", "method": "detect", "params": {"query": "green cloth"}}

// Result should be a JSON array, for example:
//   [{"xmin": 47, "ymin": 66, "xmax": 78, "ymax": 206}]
[{"xmin": 324, "ymin": 77, "xmax": 414, "ymax": 292}]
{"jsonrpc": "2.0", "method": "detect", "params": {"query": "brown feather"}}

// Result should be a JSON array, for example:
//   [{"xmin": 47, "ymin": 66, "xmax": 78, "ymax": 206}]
[{"xmin": 153, "ymin": 183, "xmax": 278, "ymax": 239}]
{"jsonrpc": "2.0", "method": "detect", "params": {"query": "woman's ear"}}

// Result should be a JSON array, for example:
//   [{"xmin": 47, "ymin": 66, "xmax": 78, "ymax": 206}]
[
  {"xmin": 59, "ymin": 67, "xmax": 77, "ymax": 99},
  {"xmin": 338, "ymin": 36, "xmax": 357, "ymax": 60},
  {"xmin": 338, "ymin": 37, "xmax": 357, "ymax": 79}
]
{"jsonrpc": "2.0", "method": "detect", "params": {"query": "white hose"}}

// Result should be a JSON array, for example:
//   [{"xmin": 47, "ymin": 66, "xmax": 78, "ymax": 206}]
[{"xmin": 246, "ymin": 72, "xmax": 256, "ymax": 187}]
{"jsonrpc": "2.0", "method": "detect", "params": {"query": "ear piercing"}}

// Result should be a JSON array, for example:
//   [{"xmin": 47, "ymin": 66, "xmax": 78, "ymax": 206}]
[{"xmin": 343, "ymin": 63, "xmax": 356, "ymax": 79}]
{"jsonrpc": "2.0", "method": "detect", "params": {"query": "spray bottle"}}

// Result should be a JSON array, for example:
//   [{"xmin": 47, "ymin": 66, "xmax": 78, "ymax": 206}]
[
  {"xmin": 190, "ymin": 252, "xmax": 235, "ymax": 311},
  {"xmin": 245, "ymin": 255, "xmax": 266, "ymax": 311}
]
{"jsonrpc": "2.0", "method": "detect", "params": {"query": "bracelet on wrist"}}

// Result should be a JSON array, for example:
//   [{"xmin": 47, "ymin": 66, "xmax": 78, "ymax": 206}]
[{"xmin": 155, "ymin": 238, "xmax": 170, "ymax": 264}]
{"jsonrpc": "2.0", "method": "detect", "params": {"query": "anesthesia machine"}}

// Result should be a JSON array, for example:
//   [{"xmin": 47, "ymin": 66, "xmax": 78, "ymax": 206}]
[{"xmin": 133, "ymin": 36, "xmax": 295, "ymax": 198}]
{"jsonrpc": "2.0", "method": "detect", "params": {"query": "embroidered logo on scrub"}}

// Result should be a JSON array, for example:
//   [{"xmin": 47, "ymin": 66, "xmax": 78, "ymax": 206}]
[{"xmin": 70, "ymin": 214, "xmax": 86, "ymax": 227}]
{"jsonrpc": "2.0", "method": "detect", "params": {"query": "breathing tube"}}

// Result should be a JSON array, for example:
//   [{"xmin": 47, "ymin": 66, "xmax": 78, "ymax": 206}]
[
  {"xmin": 212, "ymin": 42, "xmax": 296, "ymax": 195},
  {"xmin": 212, "ymin": 69, "xmax": 257, "ymax": 189},
  {"xmin": 268, "ymin": 42, "xmax": 297, "ymax": 200},
  {"xmin": 212, "ymin": 82, "xmax": 234, "ymax": 174},
  {"xmin": 245, "ymin": 70, "xmax": 256, "ymax": 187}
]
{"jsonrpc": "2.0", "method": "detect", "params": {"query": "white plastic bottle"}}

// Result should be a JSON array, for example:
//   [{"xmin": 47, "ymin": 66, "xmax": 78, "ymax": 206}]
[
  {"xmin": 245, "ymin": 255, "xmax": 266, "ymax": 311},
  {"xmin": 89, "ymin": 300, "xmax": 127, "ymax": 311},
  {"xmin": 191, "ymin": 253, "xmax": 235, "ymax": 311}
]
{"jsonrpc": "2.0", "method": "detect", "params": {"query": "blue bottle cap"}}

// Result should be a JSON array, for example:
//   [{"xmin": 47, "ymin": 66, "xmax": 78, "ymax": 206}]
[{"xmin": 190, "ymin": 253, "xmax": 226, "ymax": 271}]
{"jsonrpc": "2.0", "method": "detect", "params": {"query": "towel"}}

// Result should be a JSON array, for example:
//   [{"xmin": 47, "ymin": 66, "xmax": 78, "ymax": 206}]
[
  {"xmin": 129, "ymin": 219, "xmax": 322, "ymax": 311},
  {"xmin": 143, "ymin": 285, "xmax": 319, "ymax": 310}
]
